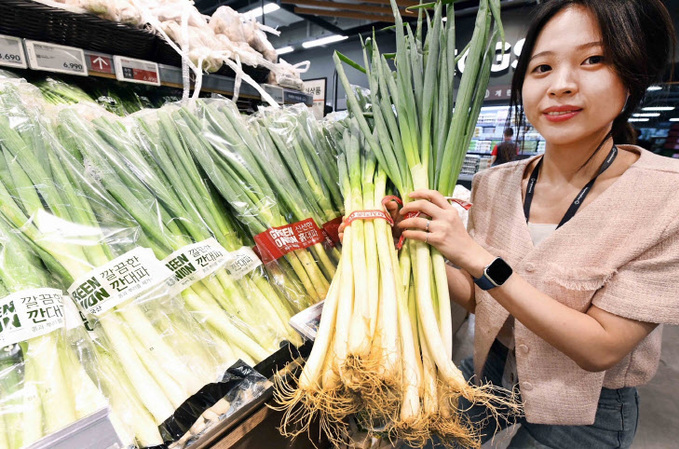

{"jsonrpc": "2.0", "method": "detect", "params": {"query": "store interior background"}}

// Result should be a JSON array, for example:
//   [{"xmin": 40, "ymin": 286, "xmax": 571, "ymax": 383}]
[{"xmin": 191, "ymin": 1, "xmax": 679, "ymax": 447}]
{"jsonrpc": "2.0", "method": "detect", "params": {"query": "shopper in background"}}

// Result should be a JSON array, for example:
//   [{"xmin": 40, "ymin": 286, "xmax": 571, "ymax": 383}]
[
  {"xmin": 397, "ymin": 0, "xmax": 677, "ymax": 447},
  {"xmin": 490, "ymin": 127, "xmax": 518, "ymax": 166}
]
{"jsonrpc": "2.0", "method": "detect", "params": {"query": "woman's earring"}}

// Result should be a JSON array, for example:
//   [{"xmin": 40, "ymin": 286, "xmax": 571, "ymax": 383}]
[{"xmin": 622, "ymin": 94, "xmax": 630, "ymax": 113}]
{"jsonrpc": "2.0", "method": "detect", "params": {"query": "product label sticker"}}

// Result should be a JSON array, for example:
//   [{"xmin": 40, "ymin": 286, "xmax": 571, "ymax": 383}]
[
  {"xmin": 253, "ymin": 218, "xmax": 325, "ymax": 263},
  {"xmin": 0, "ymin": 288, "xmax": 65, "ymax": 346},
  {"xmin": 321, "ymin": 217, "xmax": 342, "ymax": 247},
  {"xmin": 289, "ymin": 300, "xmax": 324, "ymax": 341},
  {"xmin": 63, "ymin": 295, "xmax": 93, "ymax": 331},
  {"xmin": 223, "ymin": 246, "xmax": 262, "ymax": 280},
  {"xmin": 68, "ymin": 247, "xmax": 173, "ymax": 316},
  {"xmin": 162, "ymin": 238, "xmax": 230, "ymax": 293}
]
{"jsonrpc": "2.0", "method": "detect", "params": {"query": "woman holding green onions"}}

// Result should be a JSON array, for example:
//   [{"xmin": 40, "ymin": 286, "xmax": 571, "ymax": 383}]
[{"xmin": 395, "ymin": 1, "xmax": 678, "ymax": 447}]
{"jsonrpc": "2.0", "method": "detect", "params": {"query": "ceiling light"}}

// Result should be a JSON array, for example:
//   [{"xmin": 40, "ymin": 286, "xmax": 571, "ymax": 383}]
[
  {"xmin": 642, "ymin": 106, "xmax": 675, "ymax": 111},
  {"xmin": 632, "ymin": 113, "xmax": 661, "ymax": 117},
  {"xmin": 646, "ymin": 85, "xmax": 662, "ymax": 91},
  {"xmin": 670, "ymin": 118, "xmax": 679, "ymax": 122},
  {"xmin": 275, "ymin": 46, "xmax": 294, "ymax": 55},
  {"xmin": 242, "ymin": 3, "xmax": 280, "ymax": 20},
  {"xmin": 302, "ymin": 35, "xmax": 348, "ymax": 49},
  {"xmin": 628, "ymin": 118, "xmax": 649, "ymax": 122}
]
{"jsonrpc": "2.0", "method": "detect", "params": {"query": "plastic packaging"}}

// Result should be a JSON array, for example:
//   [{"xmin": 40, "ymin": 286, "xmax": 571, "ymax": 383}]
[
  {"xmin": 0, "ymin": 79, "xmax": 221, "ymax": 446},
  {"xmin": 0, "ymin": 212, "xmax": 113, "ymax": 448},
  {"xmin": 54, "ymin": 101, "xmax": 302, "ymax": 357},
  {"xmin": 174, "ymin": 99, "xmax": 341, "ymax": 308},
  {"xmin": 251, "ymin": 103, "xmax": 345, "ymax": 244},
  {"xmin": 165, "ymin": 361, "xmax": 271, "ymax": 448}
]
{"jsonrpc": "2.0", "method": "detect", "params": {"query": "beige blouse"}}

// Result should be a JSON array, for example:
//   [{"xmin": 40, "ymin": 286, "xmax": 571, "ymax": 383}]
[{"xmin": 468, "ymin": 145, "xmax": 679, "ymax": 425}]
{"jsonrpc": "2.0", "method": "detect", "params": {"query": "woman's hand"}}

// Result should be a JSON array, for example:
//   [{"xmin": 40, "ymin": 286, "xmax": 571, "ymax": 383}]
[{"xmin": 398, "ymin": 189, "xmax": 492, "ymax": 276}]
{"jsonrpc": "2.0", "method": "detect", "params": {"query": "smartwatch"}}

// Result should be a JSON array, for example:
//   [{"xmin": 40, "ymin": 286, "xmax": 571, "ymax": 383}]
[{"xmin": 474, "ymin": 257, "xmax": 513, "ymax": 290}]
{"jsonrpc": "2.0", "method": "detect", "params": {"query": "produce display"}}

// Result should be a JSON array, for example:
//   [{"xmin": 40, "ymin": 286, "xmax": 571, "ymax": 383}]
[
  {"xmin": 0, "ymin": 81, "xmax": 226, "ymax": 446},
  {"xmin": 32, "ymin": 76, "xmax": 177, "ymax": 115},
  {"xmin": 0, "ymin": 76, "xmax": 341, "ymax": 447},
  {"xmin": 0, "ymin": 0, "xmax": 521, "ymax": 447},
  {"xmin": 276, "ymin": 1, "xmax": 520, "ymax": 448}
]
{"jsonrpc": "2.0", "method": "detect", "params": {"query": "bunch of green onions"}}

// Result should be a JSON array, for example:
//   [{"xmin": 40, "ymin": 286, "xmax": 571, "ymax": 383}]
[
  {"xmin": 277, "ymin": 1, "xmax": 520, "ymax": 447},
  {"xmin": 250, "ymin": 104, "xmax": 345, "ymax": 232},
  {"xmin": 276, "ymin": 121, "xmax": 421, "ymax": 444}
]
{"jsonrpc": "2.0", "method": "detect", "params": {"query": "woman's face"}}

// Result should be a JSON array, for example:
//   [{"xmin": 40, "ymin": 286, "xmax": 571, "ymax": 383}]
[{"xmin": 522, "ymin": 5, "xmax": 627, "ymax": 148}]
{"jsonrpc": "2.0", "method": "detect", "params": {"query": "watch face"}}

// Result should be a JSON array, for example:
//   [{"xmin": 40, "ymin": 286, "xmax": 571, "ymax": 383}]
[{"xmin": 487, "ymin": 258, "xmax": 513, "ymax": 285}]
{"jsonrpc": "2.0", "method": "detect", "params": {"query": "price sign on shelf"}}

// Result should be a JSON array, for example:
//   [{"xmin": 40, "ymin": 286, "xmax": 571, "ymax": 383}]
[
  {"xmin": 0, "ymin": 35, "xmax": 27, "ymax": 69},
  {"xmin": 113, "ymin": 55, "xmax": 160, "ymax": 86},
  {"xmin": 25, "ymin": 40, "xmax": 87, "ymax": 76}
]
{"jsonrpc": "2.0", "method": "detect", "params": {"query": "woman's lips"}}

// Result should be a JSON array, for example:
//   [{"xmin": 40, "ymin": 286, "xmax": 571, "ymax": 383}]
[{"xmin": 543, "ymin": 106, "xmax": 582, "ymax": 122}]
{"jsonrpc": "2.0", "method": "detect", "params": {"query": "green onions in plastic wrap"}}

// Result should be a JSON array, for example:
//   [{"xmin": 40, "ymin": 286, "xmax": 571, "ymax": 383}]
[
  {"xmin": 175, "ymin": 100, "xmax": 340, "ymax": 307},
  {"xmin": 0, "ymin": 213, "xmax": 117, "ymax": 448},
  {"xmin": 53, "ymin": 101, "xmax": 301, "ymax": 358},
  {"xmin": 0, "ymin": 79, "xmax": 222, "ymax": 447}
]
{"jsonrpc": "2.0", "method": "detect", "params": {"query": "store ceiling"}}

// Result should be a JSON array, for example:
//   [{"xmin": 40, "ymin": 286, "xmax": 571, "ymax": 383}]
[
  {"xmin": 193, "ymin": 0, "xmax": 679, "ymax": 128},
  {"xmin": 195, "ymin": 1, "xmax": 536, "ymax": 42},
  {"xmin": 633, "ymin": 83, "xmax": 679, "ymax": 127}
]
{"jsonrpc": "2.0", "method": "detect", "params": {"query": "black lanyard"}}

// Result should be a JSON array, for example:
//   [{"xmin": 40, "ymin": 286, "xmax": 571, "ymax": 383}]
[{"xmin": 523, "ymin": 146, "xmax": 618, "ymax": 229}]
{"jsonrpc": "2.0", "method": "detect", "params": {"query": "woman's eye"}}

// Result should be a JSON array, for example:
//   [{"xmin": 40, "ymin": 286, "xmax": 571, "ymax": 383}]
[
  {"xmin": 532, "ymin": 64, "xmax": 551, "ymax": 74},
  {"xmin": 583, "ymin": 55, "xmax": 604, "ymax": 65}
]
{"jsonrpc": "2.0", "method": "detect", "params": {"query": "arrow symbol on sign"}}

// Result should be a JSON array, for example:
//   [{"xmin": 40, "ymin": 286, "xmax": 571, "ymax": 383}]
[{"xmin": 92, "ymin": 56, "xmax": 108, "ymax": 70}]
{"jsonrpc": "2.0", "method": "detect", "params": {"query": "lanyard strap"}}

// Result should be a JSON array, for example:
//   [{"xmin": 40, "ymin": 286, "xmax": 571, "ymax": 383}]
[{"xmin": 523, "ymin": 146, "xmax": 618, "ymax": 229}]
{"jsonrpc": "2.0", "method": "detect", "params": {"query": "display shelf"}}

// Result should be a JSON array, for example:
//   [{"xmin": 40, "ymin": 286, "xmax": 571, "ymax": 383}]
[
  {"xmin": 468, "ymin": 151, "xmax": 541, "ymax": 157},
  {"xmin": 0, "ymin": 34, "xmax": 312, "ymax": 106},
  {"xmin": 24, "ymin": 407, "xmax": 123, "ymax": 449},
  {"xmin": 470, "ymin": 105, "xmax": 545, "ymax": 156},
  {"xmin": 187, "ymin": 341, "xmax": 315, "ymax": 449}
]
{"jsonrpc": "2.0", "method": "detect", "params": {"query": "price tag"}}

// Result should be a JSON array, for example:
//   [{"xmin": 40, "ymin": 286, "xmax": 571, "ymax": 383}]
[
  {"xmin": 25, "ymin": 40, "xmax": 87, "ymax": 76},
  {"xmin": 289, "ymin": 301, "xmax": 324, "ymax": 341},
  {"xmin": 284, "ymin": 90, "xmax": 313, "ymax": 107},
  {"xmin": 0, "ymin": 34, "xmax": 27, "ymax": 69},
  {"xmin": 113, "ymin": 55, "xmax": 160, "ymax": 86}
]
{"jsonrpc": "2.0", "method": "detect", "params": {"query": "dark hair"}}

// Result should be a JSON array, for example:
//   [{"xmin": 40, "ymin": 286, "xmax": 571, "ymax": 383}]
[
  {"xmin": 509, "ymin": 0, "xmax": 676, "ymax": 146},
  {"xmin": 504, "ymin": 127, "xmax": 514, "ymax": 138},
  {"xmin": 497, "ymin": 141, "xmax": 517, "ymax": 164}
]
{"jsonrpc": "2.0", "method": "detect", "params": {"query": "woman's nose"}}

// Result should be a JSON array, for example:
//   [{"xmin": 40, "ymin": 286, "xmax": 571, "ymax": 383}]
[{"xmin": 549, "ymin": 67, "xmax": 578, "ymax": 97}]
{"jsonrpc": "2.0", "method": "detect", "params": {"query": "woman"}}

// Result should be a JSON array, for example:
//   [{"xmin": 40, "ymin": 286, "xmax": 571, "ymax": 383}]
[{"xmin": 398, "ymin": 0, "xmax": 677, "ymax": 447}]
